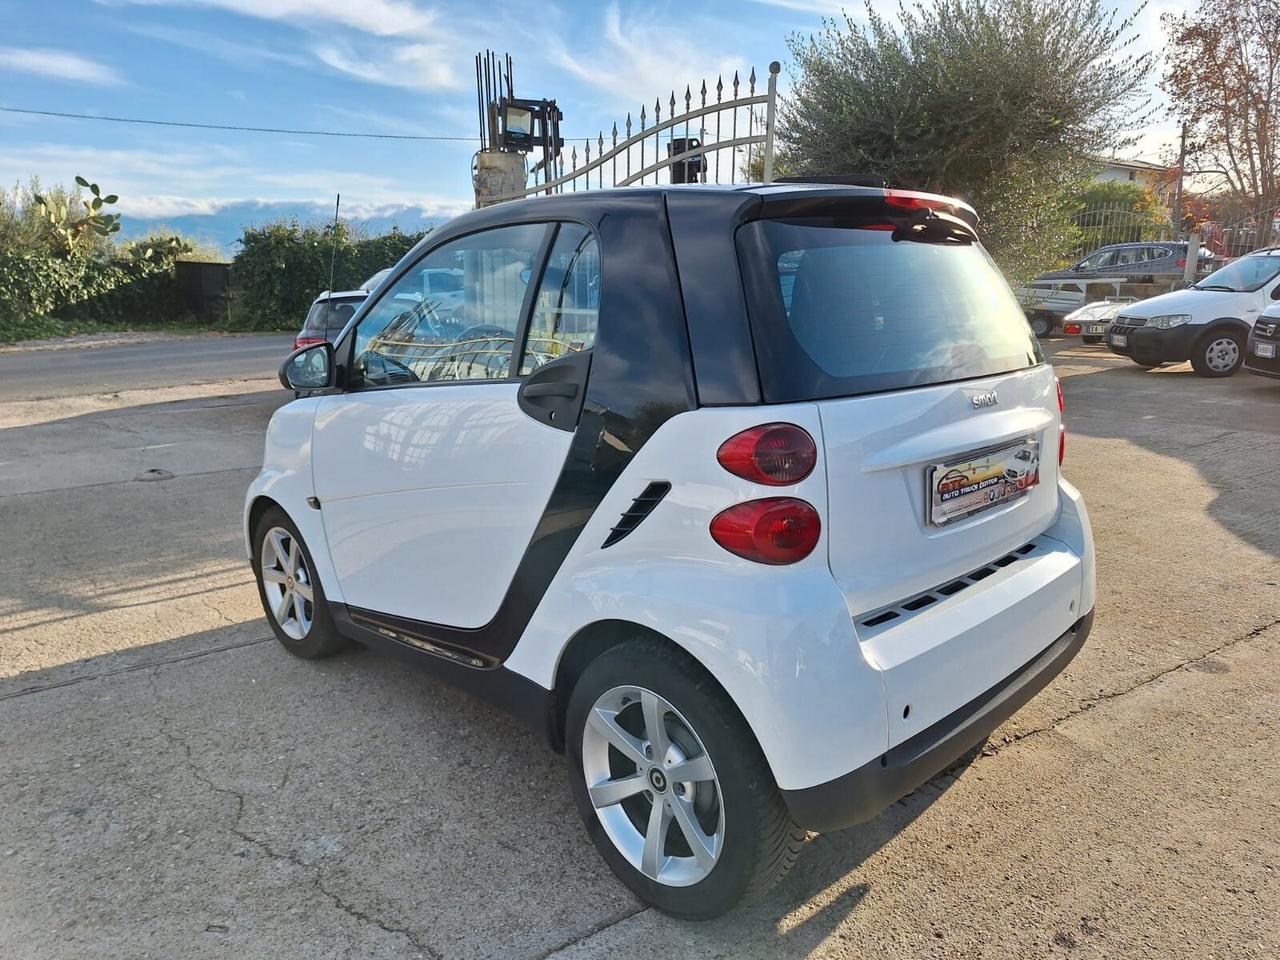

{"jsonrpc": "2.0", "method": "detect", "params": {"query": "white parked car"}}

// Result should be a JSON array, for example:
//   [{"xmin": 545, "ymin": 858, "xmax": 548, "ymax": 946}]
[
  {"xmin": 248, "ymin": 184, "xmax": 1096, "ymax": 918},
  {"xmin": 1106, "ymin": 247, "xmax": 1280, "ymax": 375}
]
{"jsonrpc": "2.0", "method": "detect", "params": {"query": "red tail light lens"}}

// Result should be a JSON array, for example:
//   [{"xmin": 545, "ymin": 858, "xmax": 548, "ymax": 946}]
[
  {"xmin": 1064, "ymin": 322, "xmax": 1081, "ymax": 335},
  {"xmin": 884, "ymin": 190, "xmax": 950, "ymax": 212},
  {"xmin": 717, "ymin": 423, "xmax": 817, "ymax": 485},
  {"xmin": 294, "ymin": 336, "xmax": 327, "ymax": 350},
  {"xmin": 709, "ymin": 498, "xmax": 821, "ymax": 565},
  {"xmin": 1056, "ymin": 376, "xmax": 1066, "ymax": 465}
]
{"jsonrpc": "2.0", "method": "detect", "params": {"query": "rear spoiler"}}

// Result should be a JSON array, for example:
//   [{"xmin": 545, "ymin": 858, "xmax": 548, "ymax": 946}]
[{"xmin": 751, "ymin": 187, "xmax": 980, "ymax": 232}]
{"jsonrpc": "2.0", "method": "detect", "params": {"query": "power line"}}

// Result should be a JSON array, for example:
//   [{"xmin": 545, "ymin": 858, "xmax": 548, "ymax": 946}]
[{"xmin": 0, "ymin": 106, "xmax": 480, "ymax": 142}]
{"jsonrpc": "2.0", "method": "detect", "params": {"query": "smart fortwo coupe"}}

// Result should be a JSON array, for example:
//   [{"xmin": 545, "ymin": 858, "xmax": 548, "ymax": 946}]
[{"xmin": 248, "ymin": 183, "xmax": 1096, "ymax": 919}]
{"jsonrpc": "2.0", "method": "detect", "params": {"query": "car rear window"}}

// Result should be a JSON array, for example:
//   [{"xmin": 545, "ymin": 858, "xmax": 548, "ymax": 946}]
[
  {"xmin": 737, "ymin": 219, "xmax": 1041, "ymax": 401},
  {"xmin": 302, "ymin": 296, "xmax": 365, "ymax": 339}
]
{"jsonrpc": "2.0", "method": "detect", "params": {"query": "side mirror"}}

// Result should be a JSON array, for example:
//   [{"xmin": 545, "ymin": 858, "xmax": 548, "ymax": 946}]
[{"xmin": 280, "ymin": 342, "xmax": 336, "ymax": 392}]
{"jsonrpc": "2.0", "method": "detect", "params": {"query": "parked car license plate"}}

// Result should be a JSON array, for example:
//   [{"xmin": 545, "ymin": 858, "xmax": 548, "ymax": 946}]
[
  {"xmin": 1110, "ymin": 333, "xmax": 1128, "ymax": 347},
  {"xmin": 1255, "ymin": 342, "xmax": 1276, "ymax": 359},
  {"xmin": 1087, "ymin": 323, "xmax": 1108, "ymax": 335},
  {"xmin": 927, "ymin": 439, "xmax": 1041, "ymax": 526}
]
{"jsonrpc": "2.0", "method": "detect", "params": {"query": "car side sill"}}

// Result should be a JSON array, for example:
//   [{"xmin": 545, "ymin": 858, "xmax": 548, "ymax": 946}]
[
  {"xmin": 781, "ymin": 608, "xmax": 1094, "ymax": 833},
  {"xmin": 330, "ymin": 603, "xmax": 561, "ymax": 750}
]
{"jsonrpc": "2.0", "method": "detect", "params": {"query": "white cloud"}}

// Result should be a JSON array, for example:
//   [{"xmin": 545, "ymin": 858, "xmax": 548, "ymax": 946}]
[
  {"xmin": 0, "ymin": 47, "xmax": 124, "ymax": 85},
  {"xmin": 552, "ymin": 3, "xmax": 746, "ymax": 109},
  {"xmin": 312, "ymin": 40, "xmax": 459, "ymax": 90},
  {"xmin": 746, "ymin": 0, "xmax": 851, "ymax": 12},
  {"xmin": 103, "ymin": 0, "xmax": 438, "ymax": 37},
  {"xmin": 125, "ymin": 23, "xmax": 313, "ymax": 68}
]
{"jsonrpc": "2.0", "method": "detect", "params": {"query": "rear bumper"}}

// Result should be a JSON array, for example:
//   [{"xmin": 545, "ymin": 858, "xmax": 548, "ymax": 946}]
[
  {"xmin": 781, "ymin": 607, "xmax": 1093, "ymax": 833},
  {"xmin": 1106, "ymin": 322, "xmax": 1199, "ymax": 363}
]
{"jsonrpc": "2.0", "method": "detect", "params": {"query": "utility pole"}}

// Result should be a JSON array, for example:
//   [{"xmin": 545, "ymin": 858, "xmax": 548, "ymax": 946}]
[{"xmin": 1171, "ymin": 122, "xmax": 1188, "ymax": 239}]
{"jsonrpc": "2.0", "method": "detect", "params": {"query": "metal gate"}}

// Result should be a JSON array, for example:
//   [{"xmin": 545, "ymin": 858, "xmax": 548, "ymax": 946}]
[{"xmin": 475, "ymin": 62, "xmax": 780, "ymax": 205}]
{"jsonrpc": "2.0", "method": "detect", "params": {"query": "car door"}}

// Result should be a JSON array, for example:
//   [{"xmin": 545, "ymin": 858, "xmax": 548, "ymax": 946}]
[{"xmin": 310, "ymin": 221, "xmax": 601, "ymax": 631}]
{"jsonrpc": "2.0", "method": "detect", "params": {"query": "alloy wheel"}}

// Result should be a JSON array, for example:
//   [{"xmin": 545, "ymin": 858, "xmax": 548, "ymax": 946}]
[
  {"xmin": 581, "ymin": 685, "xmax": 725, "ymax": 887},
  {"xmin": 259, "ymin": 526, "xmax": 314, "ymax": 640},
  {"xmin": 1204, "ymin": 337, "xmax": 1239, "ymax": 373}
]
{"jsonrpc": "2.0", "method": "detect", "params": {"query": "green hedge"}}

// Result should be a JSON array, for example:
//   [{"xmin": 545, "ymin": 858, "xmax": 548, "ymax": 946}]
[
  {"xmin": 231, "ymin": 221, "xmax": 428, "ymax": 331},
  {"xmin": 0, "ymin": 242, "xmax": 187, "ymax": 342}
]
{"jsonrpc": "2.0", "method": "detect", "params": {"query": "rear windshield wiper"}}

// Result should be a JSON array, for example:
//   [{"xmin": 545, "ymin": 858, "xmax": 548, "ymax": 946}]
[{"xmin": 891, "ymin": 209, "xmax": 977, "ymax": 245}]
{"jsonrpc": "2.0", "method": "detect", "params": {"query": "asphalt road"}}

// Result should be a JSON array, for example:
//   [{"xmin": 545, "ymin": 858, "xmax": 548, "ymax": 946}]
[
  {"xmin": 0, "ymin": 340, "xmax": 1277, "ymax": 959},
  {"xmin": 0, "ymin": 334, "xmax": 296, "ymax": 401}
]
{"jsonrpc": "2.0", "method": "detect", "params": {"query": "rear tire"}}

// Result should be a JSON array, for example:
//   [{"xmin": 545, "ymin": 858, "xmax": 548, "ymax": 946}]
[
  {"xmin": 1029, "ymin": 315, "xmax": 1053, "ymax": 338},
  {"xmin": 565, "ymin": 639, "xmax": 804, "ymax": 919},
  {"xmin": 1190, "ymin": 329, "xmax": 1244, "ymax": 377},
  {"xmin": 252, "ymin": 506, "xmax": 350, "ymax": 659}
]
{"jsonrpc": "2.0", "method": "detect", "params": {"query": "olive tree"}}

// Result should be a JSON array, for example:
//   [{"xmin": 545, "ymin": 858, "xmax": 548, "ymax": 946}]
[{"xmin": 779, "ymin": 0, "xmax": 1152, "ymax": 281}]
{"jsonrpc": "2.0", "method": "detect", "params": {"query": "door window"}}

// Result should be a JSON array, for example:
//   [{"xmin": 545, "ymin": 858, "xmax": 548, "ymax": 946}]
[
  {"xmin": 1113, "ymin": 247, "xmax": 1148, "ymax": 266},
  {"xmin": 1077, "ymin": 249, "xmax": 1117, "ymax": 270},
  {"xmin": 520, "ymin": 224, "xmax": 600, "ymax": 375},
  {"xmin": 349, "ymin": 223, "xmax": 547, "ymax": 387}
]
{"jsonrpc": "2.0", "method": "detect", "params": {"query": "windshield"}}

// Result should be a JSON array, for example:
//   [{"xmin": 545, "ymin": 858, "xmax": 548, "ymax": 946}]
[
  {"xmin": 1194, "ymin": 255, "xmax": 1280, "ymax": 292},
  {"xmin": 737, "ymin": 219, "xmax": 1041, "ymax": 401}
]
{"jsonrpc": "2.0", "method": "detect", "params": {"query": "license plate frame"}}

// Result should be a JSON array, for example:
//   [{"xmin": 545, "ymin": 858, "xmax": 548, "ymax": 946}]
[
  {"xmin": 927, "ymin": 438, "xmax": 1042, "ymax": 527},
  {"xmin": 1110, "ymin": 333, "xmax": 1128, "ymax": 347},
  {"xmin": 1254, "ymin": 342, "xmax": 1276, "ymax": 359}
]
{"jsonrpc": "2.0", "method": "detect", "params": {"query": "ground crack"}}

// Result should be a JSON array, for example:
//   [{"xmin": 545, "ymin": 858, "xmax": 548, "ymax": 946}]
[
  {"xmin": 533, "ymin": 904, "xmax": 649, "ymax": 959},
  {"xmin": 151, "ymin": 677, "xmax": 438, "ymax": 957},
  {"xmin": 315, "ymin": 873, "xmax": 441, "ymax": 960},
  {"xmin": 986, "ymin": 614, "xmax": 1280, "ymax": 757}
]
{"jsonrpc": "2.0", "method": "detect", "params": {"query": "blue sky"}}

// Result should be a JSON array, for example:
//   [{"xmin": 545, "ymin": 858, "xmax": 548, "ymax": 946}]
[{"xmin": 0, "ymin": 0, "xmax": 1188, "ymax": 249}]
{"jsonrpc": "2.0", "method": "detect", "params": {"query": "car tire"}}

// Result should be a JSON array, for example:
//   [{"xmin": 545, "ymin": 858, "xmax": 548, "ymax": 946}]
[
  {"xmin": 252, "ymin": 506, "xmax": 350, "ymax": 659},
  {"xmin": 1029, "ymin": 315, "xmax": 1052, "ymax": 338},
  {"xmin": 1082, "ymin": 335, "xmax": 1103, "ymax": 345},
  {"xmin": 565, "ymin": 638, "xmax": 805, "ymax": 919},
  {"xmin": 1190, "ymin": 329, "xmax": 1245, "ymax": 378}
]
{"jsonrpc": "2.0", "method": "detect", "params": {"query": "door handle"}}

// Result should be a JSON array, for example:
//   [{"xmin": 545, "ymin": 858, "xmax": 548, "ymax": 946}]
[{"xmin": 522, "ymin": 382, "xmax": 579, "ymax": 399}]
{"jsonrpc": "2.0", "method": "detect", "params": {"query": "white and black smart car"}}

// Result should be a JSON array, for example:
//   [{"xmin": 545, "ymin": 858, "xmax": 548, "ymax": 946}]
[{"xmin": 248, "ymin": 183, "xmax": 1096, "ymax": 918}]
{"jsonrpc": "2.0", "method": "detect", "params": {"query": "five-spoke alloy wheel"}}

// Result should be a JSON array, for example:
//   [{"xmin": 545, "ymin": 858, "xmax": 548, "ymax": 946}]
[
  {"xmin": 582, "ymin": 685, "xmax": 725, "ymax": 887},
  {"xmin": 259, "ymin": 526, "xmax": 314, "ymax": 640},
  {"xmin": 251, "ymin": 506, "xmax": 349, "ymax": 659},
  {"xmin": 566, "ymin": 640, "xmax": 804, "ymax": 919}
]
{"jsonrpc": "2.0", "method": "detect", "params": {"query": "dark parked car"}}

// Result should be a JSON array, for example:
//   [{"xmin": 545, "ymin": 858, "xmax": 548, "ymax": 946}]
[
  {"xmin": 1037, "ymin": 242, "xmax": 1224, "ymax": 284},
  {"xmin": 293, "ymin": 290, "xmax": 368, "ymax": 350},
  {"xmin": 1245, "ymin": 304, "xmax": 1280, "ymax": 380}
]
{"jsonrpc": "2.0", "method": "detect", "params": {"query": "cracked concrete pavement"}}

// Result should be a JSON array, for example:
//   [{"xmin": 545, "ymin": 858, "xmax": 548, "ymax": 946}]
[{"xmin": 1, "ymin": 343, "xmax": 1278, "ymax": 959}]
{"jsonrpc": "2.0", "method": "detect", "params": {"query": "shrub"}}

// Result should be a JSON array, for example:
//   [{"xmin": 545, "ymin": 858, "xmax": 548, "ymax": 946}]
[{"xmin": 230, "ymin": 220, "xmax": 428, "ymax": 330}]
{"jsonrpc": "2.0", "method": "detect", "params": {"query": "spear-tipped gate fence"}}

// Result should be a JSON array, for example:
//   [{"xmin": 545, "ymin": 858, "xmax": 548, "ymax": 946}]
[{"xmin": 475, "ymin": 62, "xmax": 780, "ymax": 206}]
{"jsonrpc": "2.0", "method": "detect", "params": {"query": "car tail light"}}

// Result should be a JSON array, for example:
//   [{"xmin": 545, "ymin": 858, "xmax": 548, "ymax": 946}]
[
  {"xmin": 1176, "ymin": 258, "xmax": 1186, "ymax": 269},
  {"xmin": 1056, "ymin": 377, "xmax": 1066, "ymax": 465},
  {"xmin": 294, "ymin": 336, "xmax": 326, "ymax": 350},
  {"xmin": 709, "ymin": 498, "xmax": 821, "ymax": 564},
  {"xmin": 1064, "ymin": 322, "xmax": 1081, "ymax": 335},
  {"xmin": 716, "ymin": 423, "xmax": 817, "ymax": 485},
  {"xmin": 884, "ymin": 190, "xmax": 951, "ymax": 212}
]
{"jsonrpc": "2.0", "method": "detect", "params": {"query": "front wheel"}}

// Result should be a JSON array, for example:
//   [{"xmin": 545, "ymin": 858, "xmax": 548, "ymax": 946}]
[
  {"xmin": 1190, "ymin": 330, "xmax": 1244, "ymax": 377},
  {"xmin": 252, "ymin": 506, "xmax": 350, "ymax": 658},
  {"xmin": 1028, "ymin": 315, "xmax": 1053, "ymax": 338},
  {"xmin": 566, "ymin": 640, "xmax": 804, "ymax": 919}
]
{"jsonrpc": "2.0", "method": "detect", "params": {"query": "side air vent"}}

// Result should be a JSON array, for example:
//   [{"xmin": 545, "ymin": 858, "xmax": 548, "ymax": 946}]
[
  {"xmin": 602, "ymin": 482, "xmax": 671, "ymax": 548},
  {"xmin": 857, "ymin": 541, "xmax": 1042, "ymax": 633}
]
